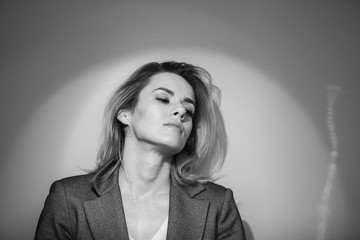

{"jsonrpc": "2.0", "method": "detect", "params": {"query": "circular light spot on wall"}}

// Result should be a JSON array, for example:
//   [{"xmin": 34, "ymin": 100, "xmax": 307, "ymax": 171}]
[{"xmin": 1, "ymin": 48, "xmax": 343, "ymax": 240}]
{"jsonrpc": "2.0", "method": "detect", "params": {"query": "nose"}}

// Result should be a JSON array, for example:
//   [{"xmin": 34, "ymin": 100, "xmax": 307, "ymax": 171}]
[{"xmin": 172, "ymin": 106, "xmax": 186, "ymax": 121}]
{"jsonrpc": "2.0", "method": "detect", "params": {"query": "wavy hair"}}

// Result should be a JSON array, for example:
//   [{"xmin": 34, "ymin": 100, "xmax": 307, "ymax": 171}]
[{"xmin": 96, "ymin": 61, "xmax": 227, "ymax": 185}]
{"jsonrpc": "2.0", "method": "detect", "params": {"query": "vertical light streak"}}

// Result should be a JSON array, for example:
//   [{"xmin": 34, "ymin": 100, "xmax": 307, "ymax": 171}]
[{"xmin": 316, "ymin": 85, "xmax": 341, "ymax": 240}]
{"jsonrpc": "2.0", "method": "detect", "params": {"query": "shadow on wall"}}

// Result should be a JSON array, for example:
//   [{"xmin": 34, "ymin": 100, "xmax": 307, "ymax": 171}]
[{"xmin": 243, "ymin": 220, "xmax": 254, "ymax": 240}]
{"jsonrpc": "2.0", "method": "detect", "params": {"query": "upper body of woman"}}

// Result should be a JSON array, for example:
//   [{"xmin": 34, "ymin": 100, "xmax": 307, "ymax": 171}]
[{"xmin": 35, "ymin": 61, "xmax": 246, "ymax": 240}]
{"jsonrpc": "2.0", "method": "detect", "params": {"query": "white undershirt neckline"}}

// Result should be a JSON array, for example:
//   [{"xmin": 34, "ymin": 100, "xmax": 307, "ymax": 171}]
[{"xmin": 128, "ymin": 216, "xmax": 168, "ymax": 240}]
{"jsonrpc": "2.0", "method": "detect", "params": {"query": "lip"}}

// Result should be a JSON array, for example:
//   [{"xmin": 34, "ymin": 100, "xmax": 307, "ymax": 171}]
[{"xmin": 163, "ymin": 122, "xmax": 184, "ymax": 133}]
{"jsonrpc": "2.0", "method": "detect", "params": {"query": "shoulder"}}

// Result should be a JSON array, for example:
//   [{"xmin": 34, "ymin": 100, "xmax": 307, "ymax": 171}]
[
  {"xmin": 192, "ymin": 181, "xmax": 236, "ymax": 206},
  {"xmin": 199, "ymin": 182, "xmax": 245, "ymax": 238},
  {"xmin": 204, "ymin": 181, "xmax": 229, "ymax": 193},
  {"xmin": 200, "ymin": 181, "xmax": 232, "ymax": 198},
  {"xmin": 56, "ymin": 173, "xmax": 94, "ymax": 187},
  {"xmin": 48, "ymin": 173, "xmax": 97, "ymax": 201}
]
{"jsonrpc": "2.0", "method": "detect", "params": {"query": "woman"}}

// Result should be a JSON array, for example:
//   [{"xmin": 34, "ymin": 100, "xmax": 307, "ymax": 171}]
[{"xmin": 35, "ymin": 61, "xmax": 246, "ymax": 240}]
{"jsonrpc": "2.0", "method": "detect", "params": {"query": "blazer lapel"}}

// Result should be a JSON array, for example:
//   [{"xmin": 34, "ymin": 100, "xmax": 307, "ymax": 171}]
[
  {"xmin": 83, "ymin": 160, "xmax": 129, "ymax": 240},
  {"xmin": 83, "ymin": 160, "xmax": 210, "ymax": 240},
  {"xmin": 167, "ymin": 182, "xmax": 209, "ymax": 240},
  {"xmin": 83, "ymin": 185, "xmax": 129, "ymax": 240}
]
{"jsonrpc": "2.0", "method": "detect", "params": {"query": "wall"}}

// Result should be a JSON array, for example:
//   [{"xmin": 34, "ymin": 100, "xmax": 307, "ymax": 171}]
[{"xmin": 1, "ymin": 1, "xmax": 359, "ymax": 239}]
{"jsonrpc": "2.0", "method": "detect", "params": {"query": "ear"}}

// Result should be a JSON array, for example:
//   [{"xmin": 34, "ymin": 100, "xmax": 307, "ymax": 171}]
[{"xmin": 117, "ymin": 110, "xmax": 131, "ymax": 125}]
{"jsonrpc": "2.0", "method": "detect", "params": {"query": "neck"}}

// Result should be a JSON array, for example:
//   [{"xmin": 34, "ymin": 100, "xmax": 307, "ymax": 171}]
[{"xmin": 119, "ymin": 139, "xmax": 172, "ymax": 200}]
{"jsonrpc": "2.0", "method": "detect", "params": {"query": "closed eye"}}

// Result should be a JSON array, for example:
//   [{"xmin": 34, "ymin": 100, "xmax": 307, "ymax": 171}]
[
  {"xmin": 186, "ymin": 109, "xmax": 194, "ymax": 117},
  {"xmin": 156, "ymin": 97, "xmax": 169, "ymax": 103}
]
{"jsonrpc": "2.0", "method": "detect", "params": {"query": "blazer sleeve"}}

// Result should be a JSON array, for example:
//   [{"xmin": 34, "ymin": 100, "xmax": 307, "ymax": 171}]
[
  {"xmin": 35, "ymin": 180, "xmax": 73, "ymax": 240},
  {"xmin": 217, "ymin": 188, "xmax": 246, "ymax": 240}
]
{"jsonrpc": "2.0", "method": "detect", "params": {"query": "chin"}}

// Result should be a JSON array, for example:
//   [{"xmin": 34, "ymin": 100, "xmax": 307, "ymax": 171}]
[
  {"xmin": 151, "ymin": 134, "xmax": 188, "ymax": 155},
  {"xmin": 158, "ymin": 140, "xmax": 185, "ymax": 155}
]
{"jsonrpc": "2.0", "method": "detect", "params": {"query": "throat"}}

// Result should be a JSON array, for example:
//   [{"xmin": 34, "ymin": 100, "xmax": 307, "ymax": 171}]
[
  {"xmin": 121, "ymin": 189, "xmax": 169, "ymax": 240},
  {"xmin": 118, "ymin": 159, "xmax": 171, "ymax": 199}
]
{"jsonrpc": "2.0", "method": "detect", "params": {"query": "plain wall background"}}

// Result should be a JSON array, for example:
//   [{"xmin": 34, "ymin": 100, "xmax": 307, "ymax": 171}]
[{"xmin": 1, "ymin": 1, "xmax": 359, "ymax": 239}]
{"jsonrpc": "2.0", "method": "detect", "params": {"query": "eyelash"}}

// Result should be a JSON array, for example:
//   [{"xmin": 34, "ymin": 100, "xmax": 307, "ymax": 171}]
[
  {"xmin": 156, "ymin": 97, "xmax": 194, "ymax": 116},
  {"xmin": 156, "ymin": 97, "xmax": 169, "ymax": 103},
  {"xmin": 186, "ymin": 109, "xmax": 194, "ymax": 117}
]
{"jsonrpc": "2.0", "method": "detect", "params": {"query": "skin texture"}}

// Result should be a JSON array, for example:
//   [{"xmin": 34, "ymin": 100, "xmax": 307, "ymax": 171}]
[{"xmin": 119, "ymin": 72, "xmax": 195, "ymax": 156}]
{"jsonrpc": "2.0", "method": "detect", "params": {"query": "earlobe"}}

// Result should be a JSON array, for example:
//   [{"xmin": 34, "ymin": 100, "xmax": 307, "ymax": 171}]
[{"xmin": 117, "ymin": 110, "xmax": 130, "ymax": 125}]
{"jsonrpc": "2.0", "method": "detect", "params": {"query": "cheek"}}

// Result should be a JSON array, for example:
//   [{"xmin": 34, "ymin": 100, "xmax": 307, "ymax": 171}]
[
  {"xmin": 133, "ymin": 103, "xmax": 154, "ymax": 121},
  {"xmin": 133, "ymin": 105, "xmax": 163, "ymax": 130},
  {"xmin": 184, "ymin": 122, "xmax": 193, "ymax": 139}
]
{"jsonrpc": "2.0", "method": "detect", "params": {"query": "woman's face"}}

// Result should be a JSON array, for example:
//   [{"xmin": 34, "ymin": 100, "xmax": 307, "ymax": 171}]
[{"xmin": 122, "ymin": 72, "xmax": 195, "ymax": 155}]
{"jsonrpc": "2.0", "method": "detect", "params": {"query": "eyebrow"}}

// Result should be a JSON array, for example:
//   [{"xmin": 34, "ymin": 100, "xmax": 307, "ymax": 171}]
[{"xmin": 153, "ymin": 87, "xmax": 195, "ymax": 106}]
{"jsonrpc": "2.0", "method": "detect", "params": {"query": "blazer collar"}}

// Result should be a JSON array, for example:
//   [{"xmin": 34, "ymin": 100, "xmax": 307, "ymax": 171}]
[
  {"xmin": 90, "ymin": 159, "xmax": 120, "ymax": 196},
  {"xmin": 167, "ymin": 181, "xmax": 209, "ymax": 239},
  {"xmin": 83, "ymin": 184, "xmax": 129, "ymax": 240},
  {"xmin": 90, "ymin": 159, "xmax": 207, "ymax": 197},
  {"xmin": 86, "ymin": 159, "xmax": 209, "ymax": 240}
]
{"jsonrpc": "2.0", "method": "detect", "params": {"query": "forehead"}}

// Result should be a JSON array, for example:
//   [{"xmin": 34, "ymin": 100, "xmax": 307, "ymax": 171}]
[{"xmin": 142, "ymin": 72, "xmax": 195, "ymax": 99}]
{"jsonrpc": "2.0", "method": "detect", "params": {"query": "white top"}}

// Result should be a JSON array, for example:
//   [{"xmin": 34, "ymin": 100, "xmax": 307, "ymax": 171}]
[{"xmin": 129, "ymin": 216, "xmax": 168, "ymax": 240}]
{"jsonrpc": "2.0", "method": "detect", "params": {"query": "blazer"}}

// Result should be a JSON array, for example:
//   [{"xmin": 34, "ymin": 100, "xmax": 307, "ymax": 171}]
[{"xmin": 35, "ymin": 160, "xmax": 246, "ymax": 240}]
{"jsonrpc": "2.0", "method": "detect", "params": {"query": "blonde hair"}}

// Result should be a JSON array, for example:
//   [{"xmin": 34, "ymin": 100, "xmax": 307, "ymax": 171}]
[{"xmin": 96, "ymin": 61, "xmax": 227, "ymax": 185}]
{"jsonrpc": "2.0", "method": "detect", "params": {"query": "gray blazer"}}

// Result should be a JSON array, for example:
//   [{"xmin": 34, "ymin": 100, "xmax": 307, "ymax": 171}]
[{"xmin": 35, "ymin": 160, "xmax": 246, "ymax": 239}]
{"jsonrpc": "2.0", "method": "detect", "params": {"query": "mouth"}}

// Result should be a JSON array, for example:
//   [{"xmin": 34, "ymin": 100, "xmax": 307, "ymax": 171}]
[{"xmin": 163, "ymin": 122, "xmax": 184, "ymax": 133}]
